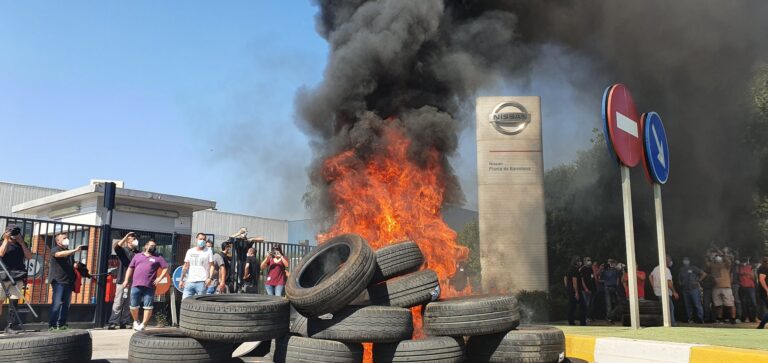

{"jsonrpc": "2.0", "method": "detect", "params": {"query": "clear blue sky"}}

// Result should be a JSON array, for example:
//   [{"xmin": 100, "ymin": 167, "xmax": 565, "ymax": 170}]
[
  {"xmin": 0, "ymin": 2, "xmax": 327, "ymax": 220},
  {"xmin": 1, "ymin": 2, "xmax": 594, "ymax": 220}
]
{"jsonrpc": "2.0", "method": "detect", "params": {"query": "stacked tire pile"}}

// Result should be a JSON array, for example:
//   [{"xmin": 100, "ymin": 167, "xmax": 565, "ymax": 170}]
[
  {"xmin": 0, "ymin": 329, "xmax": 92, "ymax": 363},
  {"xmin": 127, "ymin": 233, "xmax": 567, "ymax": 362},
  {"xmin": 621, "ymin": 300, "xmax": 663, "ymax": 327},
  {"xmin": 280, "ymin": 234, "xmax": 567, "ymax": 363}
]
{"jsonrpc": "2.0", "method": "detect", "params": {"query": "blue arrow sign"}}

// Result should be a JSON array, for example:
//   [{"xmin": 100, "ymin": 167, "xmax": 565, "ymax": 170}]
[
  {"xmin": 172, "ymin": 266, "xmax": 184, "ymax": 292},
  {"xmin": 643, "ymin": 112, "xmax": 670, "ymax": 184}
]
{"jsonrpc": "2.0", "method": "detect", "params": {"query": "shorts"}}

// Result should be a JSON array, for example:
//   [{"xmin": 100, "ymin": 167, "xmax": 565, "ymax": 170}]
[
  {"xmin": 0, "ymin": 280, "xmax": 24, "ymax": 299},
  {"xmin": 713, "ymin": 287, "xmax": 734, "ymax": 307},
  {"xmin": 130, "ymin": 286, "xmax": 155, "ymax": 310}
]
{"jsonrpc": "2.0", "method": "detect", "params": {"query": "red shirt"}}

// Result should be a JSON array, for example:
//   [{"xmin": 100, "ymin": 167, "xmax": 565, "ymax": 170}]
[
  {"xmin": 623, "ymin": 270, "xmax": 646, "ymax": 298},
  {"xmin": 266, "ymin": 257, "xmax": 287, "ymax": 286},
  {"xmin": 739, "ymin": 265, "xmax": 755, "ymax": 288}
]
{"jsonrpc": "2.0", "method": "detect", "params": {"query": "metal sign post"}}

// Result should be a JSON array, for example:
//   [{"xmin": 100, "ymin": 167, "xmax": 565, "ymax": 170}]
[
  {"xmin": 620, "ymin": 166, "xmax": 641, "ymax": 329},
  {"xmin": 641, "ymin": 112, "xmax": 672, "ymax": 327},
  {"xmin": 654, "ymin": 184, "xmax": 671, "ymax": 327},
  {"xmin": 603, "ymin": 84, "xmax": 643, "ymax": 329}
]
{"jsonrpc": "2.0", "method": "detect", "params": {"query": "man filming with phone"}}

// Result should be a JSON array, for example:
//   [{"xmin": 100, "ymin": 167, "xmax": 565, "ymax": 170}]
[
  {"xmin": 0, "ymin": 225, "xmax": 32, "ymax": 332},
  {"xmin": 49, "ymin": 232, "xmax": 83, "ymax": 330}
]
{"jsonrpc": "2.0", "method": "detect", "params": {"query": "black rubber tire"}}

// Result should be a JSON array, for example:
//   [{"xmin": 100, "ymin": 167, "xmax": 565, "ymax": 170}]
[
  {"xmin": 373, "ymin": 336, "xmax": 465, "ymax": 363},
  {"xmin": 354, "ymin": 269, "xmax": 440, "ymax": 308},
  {"xmin": 294, "ymin": 305, "xmax": 413, "ymax": 343},
  {"xmin": 0, "ymin": 329, "xmax": 92, "ymax": 363},
  {"xmin": 621, "ymin": 300, "xmax": 662, "ymax": 315},
  {"xmin": 272, "ymin": 335, "xmax": 363, "ymax": 363},
  {"xmin": 180, "ymin": 293, "xmax": 290, "ymax": 343},
  {"xmin": 621, "ymin": 313, "xmax": 663, "ymax": 327},
  {"xmin": 424, "ymin": 295, "xmax": 520, "ymax": 337},
  {"xmin": 466, "ymin": 325, "xmax": 565, "ymax": 363},
  {"xmin": 129, "ymin": 328, "xmax": 234, "ymax": 363},
  {"xmin": 286, "ymin": 234, "xmax": 377, "ymax": 317},
  {"xmin": 371, "ymin": 241, "xmax": 424, "ymax": 284}
]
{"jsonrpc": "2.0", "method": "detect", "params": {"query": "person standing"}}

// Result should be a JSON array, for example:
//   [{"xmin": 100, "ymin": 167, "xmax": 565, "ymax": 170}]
[
  {"xmin": 207, "ymin": 241, "xmax": 231, "ymax": 294},
  {"xmin": 565, "ymin": 256, "xmax": 586, "ymax": 326},
  {"xmin": 261, "ymin": 245, "xmax": 288, "ymax": 296},
  {"xmin": 707, "ymin": 251, "xmax": 737, "ymax": 324},
  {"xmin": 49, "ymin": 232, "xmax": 82, "ymax": 330},
  {"xmin": 242, "ymin": 248, "xmax": 260, "ymax": 293},
  {"xmin": 0, "ymin": 225, "xmax": 32, "ymax": 332},
  {"xmin": 580, "ymin": 257, "xmax": 596, "ymax": 320},
  {"xmin": 108, "ymin": 232, "xmax": 138, "ymax": 329},
  {"xmin": 738, "ymin": 258, "xmax": 758, "ymax": 323},
  {"xmin": 757, "ymin": 256, "xmax": 768, "ymax": 329},
  {"xmin": 180, "ymin": 233, "xmax": 214, "ymax": 299},
  {"xmin": 601, "ymin": 259, "xmax": 620, "ymax": 322},
  {"xmin": 622, "ymin": 264, "xmax": 646, "ymax": 300},
  {"xmin": 650, "ymin": 256, "xmax": 679, "ymax": 326},
  {"xmin": 677, "ymin": 257, "xmax": 706, "ymax": 323},
  {"xmin": 731, "ymin": 257, "xmax": 743, "ymax": 323},
  {"xmin": 122, "ymin": 239, "xmax": 169, "ymax": 331}
]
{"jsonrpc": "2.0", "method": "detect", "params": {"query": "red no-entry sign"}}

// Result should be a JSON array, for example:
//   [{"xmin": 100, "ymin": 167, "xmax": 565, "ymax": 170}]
[{"xmin": 606, "ymin": 84, "xmax": 642, "ymax": 167}]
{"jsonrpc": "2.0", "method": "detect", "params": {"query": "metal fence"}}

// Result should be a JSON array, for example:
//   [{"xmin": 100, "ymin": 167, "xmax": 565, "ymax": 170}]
[{"xmin": 2, "ymin": 216, "xmax": 103, "ymax": 306}]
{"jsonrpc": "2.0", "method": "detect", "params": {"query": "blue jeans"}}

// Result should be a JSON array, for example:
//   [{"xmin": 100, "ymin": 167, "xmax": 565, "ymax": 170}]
[
  {"xmin": 604, "ymin": 286, "xmax": 619, "ymax": 321},
  {"xmin": 182, "ymin": 281, "xmax": 207, "ymax": 299},
  {"xmin": 740, "ymin": 287, "xmax": 758, "ymax": 321},
  {"xmin": 682, "ymin": 288, "xmax": 703, "ymax": 322},
  {"xmin": 49, "ymin": 282, "xmax": 72, "ymax": 328},
  {"xmin": 265, "ymin": 284, "xmax": 284, "ymax": 296},
  {"xmin": 130, "ymin": 286, "xmax": 155, "ymax": 309}
]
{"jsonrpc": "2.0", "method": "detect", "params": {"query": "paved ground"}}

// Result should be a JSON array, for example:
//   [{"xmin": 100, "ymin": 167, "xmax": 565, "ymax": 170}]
[{"xmin": 89, "ymin": 327, "xmax": 272, "ymax": 362}]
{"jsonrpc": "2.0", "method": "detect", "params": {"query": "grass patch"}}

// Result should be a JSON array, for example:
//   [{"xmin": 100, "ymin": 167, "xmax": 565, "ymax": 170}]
[{"xmin": 555, "ymin": 326, "xmax": 768, "ymax": 351}]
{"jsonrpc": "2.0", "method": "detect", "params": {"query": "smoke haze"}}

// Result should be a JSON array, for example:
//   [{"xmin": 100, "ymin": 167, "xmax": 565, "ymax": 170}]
[{"xmin": 298, "ymin": 1, "xmax": 768, "ymax": 254}]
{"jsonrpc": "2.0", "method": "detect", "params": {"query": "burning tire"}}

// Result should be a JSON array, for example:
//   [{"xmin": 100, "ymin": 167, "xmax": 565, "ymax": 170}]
[
  {"xmin": 424, "ymin": 295, "xmax": 520, "ymax": 337},
  {"xmin": 179, "ymin": 294, "xmax": 290, "ymax": 343},
  {"xmin": 272, "ymin": 335, "xmax": 363, "ymax": 363},
  {"xmin": 129, "ymin": 328, "xmax": 233, "ymax": 363},
  {"xmin": 0, "ymin": 329, "xmax": 92, "ymax": 363},
  {"xmin": 293, "ymin": 305, "xmax": 413, "ymax": 343},
  {"xmin": 370, "ymin": 241, "xmax": 424, "ymax": 284},
  {"xmin": 373, "ymin": 336, "xmax": 465, "ymax": 363},
  {"xmin": 353, "ymin": 269, "xmax": 440, "ymax": 308},
  {"xmin": 466, "ymin": 325, "xmax": 565, "ymax": 363},
  {"xmin": 286, "ymin": 234, "xmax": 377, "ymax": 318}
]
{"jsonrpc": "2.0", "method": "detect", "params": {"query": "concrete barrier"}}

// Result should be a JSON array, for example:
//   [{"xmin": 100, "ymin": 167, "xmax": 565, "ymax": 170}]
[{"xmin": 565, "ymin": 334, "xmax": 768, "ymax": 363}]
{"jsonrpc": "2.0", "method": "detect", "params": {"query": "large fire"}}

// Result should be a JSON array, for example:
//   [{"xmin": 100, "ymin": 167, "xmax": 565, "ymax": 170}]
[{"xmin": 317, "ymin": 122, "xmax": 472, "ymax": 361}]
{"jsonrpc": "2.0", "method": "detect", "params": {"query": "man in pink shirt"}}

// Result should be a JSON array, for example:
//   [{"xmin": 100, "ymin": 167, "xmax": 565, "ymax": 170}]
[{"xmin": 122, "ymin": 239, "xmax": 169, "ymax": 331}]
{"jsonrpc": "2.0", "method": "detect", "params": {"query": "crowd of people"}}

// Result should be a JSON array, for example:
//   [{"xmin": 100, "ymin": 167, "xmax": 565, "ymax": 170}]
[
  {"xmin": 1, "ymin": 226, "xmax": 291, "ymax": 333},
  {"xmin": 564, "ymin": 248, "xmax": 768, "ymax": 329}
]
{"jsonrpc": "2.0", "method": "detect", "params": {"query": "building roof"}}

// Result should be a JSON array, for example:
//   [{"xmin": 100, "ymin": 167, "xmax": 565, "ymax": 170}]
[{"xmin": 12, "ymin": 182, "xmax": 216, "ymax": 215}]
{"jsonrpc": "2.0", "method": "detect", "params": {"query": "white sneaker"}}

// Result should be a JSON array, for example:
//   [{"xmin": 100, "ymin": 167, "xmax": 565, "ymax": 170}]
[
  {"xmin": 136, "ymin": 323, "xmax": 145, "ymax": 331},
  {"xmin": 132, "ymin": 321, "xmax": 140, "ymax": 331}
]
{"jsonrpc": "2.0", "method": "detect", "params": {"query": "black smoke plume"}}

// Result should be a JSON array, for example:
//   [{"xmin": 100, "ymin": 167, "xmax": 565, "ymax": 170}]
[{"xmin": 297, "ymin": 0, "xmax": 768, "ymax": 257}]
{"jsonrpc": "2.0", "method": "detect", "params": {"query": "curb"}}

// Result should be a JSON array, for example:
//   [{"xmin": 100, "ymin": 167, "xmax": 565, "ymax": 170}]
[{"xmin": 565, "ymin": 334, "xmax": 768, "ymax": 363}]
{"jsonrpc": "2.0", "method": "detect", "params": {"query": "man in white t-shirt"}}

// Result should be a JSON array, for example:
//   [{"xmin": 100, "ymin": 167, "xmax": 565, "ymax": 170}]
[
  {"xmin": 180, "ymin": 233, "xmax": 214, "ymax": 299},
  {"xmin": 650, "ymin": 255, "xmax": 679, "ymax": 326}
]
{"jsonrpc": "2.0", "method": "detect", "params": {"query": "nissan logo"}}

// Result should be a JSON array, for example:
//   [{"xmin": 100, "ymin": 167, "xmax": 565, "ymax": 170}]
[{"xmin": 488, "ymin": 102, "xmax": 530, "ymax": 135}]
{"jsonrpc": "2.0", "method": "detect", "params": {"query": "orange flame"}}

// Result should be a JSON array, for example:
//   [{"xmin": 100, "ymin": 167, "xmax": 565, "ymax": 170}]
[{"xmin": 318, "ymin": 122, "xmax": 472, "ymax": 360}]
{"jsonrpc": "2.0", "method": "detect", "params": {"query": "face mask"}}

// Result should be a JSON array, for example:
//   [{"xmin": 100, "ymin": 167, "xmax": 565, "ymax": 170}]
[
  {"xmin": 682, "ymin": 260, "xmax": 690, "ymax": 266},
  {"xmin": 735, "ymin": 260, "xmax": 741, "ymax": 265},
  {"xmin": 148, "ymin": 246, "xmax": 156, "ymax": 254},
  {"xmin": 197, "ymin": 240, "xmax": 205, "ymax": 248},
  {"xmin": 62, "ymin": 238, "xmax": 70, "ymax": 247},
  {"xmin": 585, "ymin": 261, "xmax": 592, "ymax": 267},
  {"xmin": 81, "ymin": 259, "xmax": 87, "ymax": 264},
  {"xmin": 131, "ymin": 239, "xmax": 139, "ymax": 247},
  {"xmin": 715, "ymin": 256, "xmax": 723, "ymax": 263}
]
